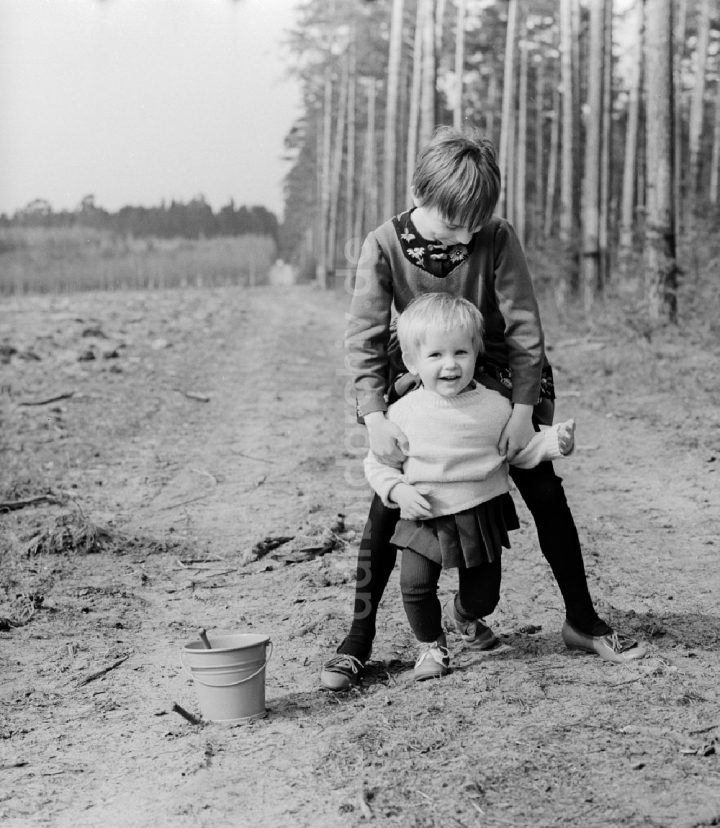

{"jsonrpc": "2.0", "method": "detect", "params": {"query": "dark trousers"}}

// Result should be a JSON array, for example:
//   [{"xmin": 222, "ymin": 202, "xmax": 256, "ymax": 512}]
[
  {"xmin": 400, "ymin": 549, "xmax": 502, "ymax": 642},
  {"xmin": 338, "ymin": 461, "xmax": 605, "ymax": 661}
]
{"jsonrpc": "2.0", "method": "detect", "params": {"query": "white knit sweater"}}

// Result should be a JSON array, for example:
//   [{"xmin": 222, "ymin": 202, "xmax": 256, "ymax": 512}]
[{"xmin": 364, "ymin": 386, "xmax": 565, "ymax": 518}]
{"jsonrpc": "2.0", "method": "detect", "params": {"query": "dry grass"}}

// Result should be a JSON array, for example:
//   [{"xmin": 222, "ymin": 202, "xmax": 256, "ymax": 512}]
[{"xmin": 0, "ymin": 227, "xmax": 277, "ymax": 294}]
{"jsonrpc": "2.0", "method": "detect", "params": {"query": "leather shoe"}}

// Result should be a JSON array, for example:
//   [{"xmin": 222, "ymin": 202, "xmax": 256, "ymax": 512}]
[{"xmin": 562, "ymin": 620, "xmax": 647, "ymax": 664}]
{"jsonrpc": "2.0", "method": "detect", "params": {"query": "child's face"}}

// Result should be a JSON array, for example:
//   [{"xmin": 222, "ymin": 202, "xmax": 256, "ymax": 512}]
[
  {"xmin": 412, "ymin": 203, "xmax": 476, "ymax": 246},
  {"xmin": 405, "ymin": 327, "xmax": 477, "ymax": 398}
]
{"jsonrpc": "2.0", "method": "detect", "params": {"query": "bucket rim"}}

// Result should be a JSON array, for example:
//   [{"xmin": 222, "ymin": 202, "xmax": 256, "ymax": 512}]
[{"xmin": 182, "ymin": 632, "xmax": 271, "ymax": 653}]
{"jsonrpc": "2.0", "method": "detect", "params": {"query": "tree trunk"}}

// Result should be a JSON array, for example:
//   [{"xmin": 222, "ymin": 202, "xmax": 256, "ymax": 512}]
[
  {"xmin": 599, "ymin": 0, "xmax": 612, "ymax": 287},
  {"xmin": 498, "ymin": 0, "xmax": 518, "ymax": 218},
  {"xmin": 383, "ymin": 0, "xmax": 405, "ymax": 219},
  {"xmin": 363, "ymin": 79, "xmax": 378, "ymax": 235},
  {"xmin": 406, "ymin": 0, "xmax": 424, "ymax": 192},
  {"xmin": 516, "ymin": 35, "xmax": 528, "ymax": 247},
  {"xmin": 688, "ymin": 0, "xmax": 710, "ymax": 206},
  {"xmin": 328, "ymin": 51, "xmax": 349, "ymax": 278},
  {"xmin": 486, "ymin": 70, "xmax": 497, "ymax": 142},
  {"xmin": 581, "ymin": 0, "xmax": 604, "ymax": 314},
  {"xmin": 710, "ymin": 77, "xmax": 720, "ymax": 205},
  {"xmin": 316, "ymin": 66, "xmax": 333, "ymax": 289},
  {"xmin": 643, "ymin": 0, "xmax": 677, "ymax": 322},
  {"xmin": 534, "ymin": 54, "xmax": 545, "ymax": 244},
  {"xmin": 558, "ymin": 0, "xmax": 575, "ymax": 248},
  {"xmin": 419, "ymin": 0, "xmax": 437, "ymax": 147},
  {"xmin": 453, "ymin": 0, "xmax": 466, "ymax": 129},
  {"xmin": 619, "ymin": 0, "xmax": 643, "ymax": 265},
  {"xmin": 673, "ymin": 0, "xmax": 687, "ymax": 237},
  {"xmin": 345, "ymin": 40, "xmax": 357, "ymax": 254},
  {"xmin": 544, "ymin": 84, "xmax": 560, "ymax": 239}
]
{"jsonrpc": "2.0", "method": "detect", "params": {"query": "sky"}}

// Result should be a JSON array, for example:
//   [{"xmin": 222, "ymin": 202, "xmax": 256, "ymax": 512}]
[{"xmin": 0, "ymin": 0, "xmax": 302, "ymax": 219}]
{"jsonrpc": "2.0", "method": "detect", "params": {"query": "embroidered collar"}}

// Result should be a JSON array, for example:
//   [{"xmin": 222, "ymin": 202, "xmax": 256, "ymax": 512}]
[{"xmin": 392, "ymin": 209, "xmax": 472, "ymax": 277}]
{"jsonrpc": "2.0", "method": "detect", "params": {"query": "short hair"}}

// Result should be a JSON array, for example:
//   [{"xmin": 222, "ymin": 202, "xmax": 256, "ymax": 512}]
[
  {"xmin": 397, "ymin": 292, "xmax": 484, "ymax": 363},
  {"xmin": 411, "ymin": 126, "xmax": 501, "ymax": 230}
]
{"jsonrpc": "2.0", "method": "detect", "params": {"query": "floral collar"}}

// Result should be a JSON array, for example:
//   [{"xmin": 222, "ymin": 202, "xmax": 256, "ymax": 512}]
[{"xmin": 391, "ymin": 209, "xmax": 472, "ymax": 277}]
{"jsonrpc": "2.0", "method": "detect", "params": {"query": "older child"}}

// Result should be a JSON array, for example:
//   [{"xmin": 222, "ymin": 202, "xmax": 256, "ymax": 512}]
[
  {"xmin": 364, "ymin": 294, "xmax": 577, "ymax": 680},
  {"xmin": 321, "ymin": 127, "xmax": 645, "ymax": 691}
]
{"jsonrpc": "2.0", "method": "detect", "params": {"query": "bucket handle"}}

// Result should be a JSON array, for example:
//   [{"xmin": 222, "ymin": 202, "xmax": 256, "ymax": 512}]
[{"xmin": 181, "ymin": 641, "xmax": 273, "ymax": 688}]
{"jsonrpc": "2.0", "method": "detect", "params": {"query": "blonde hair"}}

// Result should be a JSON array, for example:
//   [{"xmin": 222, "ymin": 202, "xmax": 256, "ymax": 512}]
[
  {"xmin": 397, "ymin": 293, "xmax": 484, "ymax": 364},
  {"xmin": 412, "ymin": 126, "xmax": 500, "ymax": 230}
]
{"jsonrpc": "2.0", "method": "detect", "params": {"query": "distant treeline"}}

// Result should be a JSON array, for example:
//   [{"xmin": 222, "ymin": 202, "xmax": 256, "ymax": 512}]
[{"xmin": 0, "ymin": 195, "xmax": 279, "ymax": 242}]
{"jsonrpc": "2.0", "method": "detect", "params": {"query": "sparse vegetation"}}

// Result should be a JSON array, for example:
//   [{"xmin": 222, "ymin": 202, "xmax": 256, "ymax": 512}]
[{"xmin": 0, "ymin": 227, "xmax": 277, "ymax": 295}]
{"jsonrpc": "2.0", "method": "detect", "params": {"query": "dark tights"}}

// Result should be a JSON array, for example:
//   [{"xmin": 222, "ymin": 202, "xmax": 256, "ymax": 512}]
[
  {"xmin": 338, "ymin": 461, "xmax": 608, "ymax": 661},
  {"xmin": 400, "ymin": 550, "xmax": 502, "ymax": 642}
]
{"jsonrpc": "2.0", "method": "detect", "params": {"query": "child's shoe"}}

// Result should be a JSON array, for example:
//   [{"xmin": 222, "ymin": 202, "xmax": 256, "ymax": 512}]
[
  {"xmin": 413, "ymin": 638, "xmax": 450, "ymax": 682},
  {"xmin": 443, "ymin": 596, "xmax": 499, "ymax": 650},
  {"xmin": 561, "ymin": 620, "xmax": 647, "ymax": 664},
  {"xmin": 320, "ymin": 654, "xmax": 365, "ymax": 690}
]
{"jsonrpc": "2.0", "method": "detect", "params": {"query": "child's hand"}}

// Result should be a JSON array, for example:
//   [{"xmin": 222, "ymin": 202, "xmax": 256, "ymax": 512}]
[
  {"xmin": 389, "ymin": 483, "xmax": 432, "ymax": 520},
  {"xmin": 365, "ymin": 412, "xmax": 408, "ymax": 464},
  {"xmin": 499, "ymin": 403, "xmax": 535, "ymax": 461}
]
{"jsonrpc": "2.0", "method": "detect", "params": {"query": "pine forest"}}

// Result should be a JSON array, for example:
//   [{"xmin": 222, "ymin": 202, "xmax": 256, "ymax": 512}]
[{"xmin": 281, "ymin": 0, "xmax": 720, "ymax": 325}]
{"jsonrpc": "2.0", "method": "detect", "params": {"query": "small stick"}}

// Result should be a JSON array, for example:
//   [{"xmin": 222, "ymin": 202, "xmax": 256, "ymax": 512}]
[
  {"xmin": 173, "ymin": 388, "xmax": 210, "ymax": 403},
  {"xmin": 172, "ymin": 703, "xmax": 203, "ymax": 725},
  {"xmin": 19, "ymin": 391, "xmax": 75, "ymax": 406},
  {"xmin": 77, "ymin": 655, "xmax": 130, "ymax": 687},
  {"xmin": 0, "ymin": 494, "xmax": 64, "ymax": 512},
  {"xmin": 199, "ymin": 629, "xmax": 212, "ymax": 649},
  {"xmin": 688, "ymin": 723, "xmax": 720, "ymax": 735}
]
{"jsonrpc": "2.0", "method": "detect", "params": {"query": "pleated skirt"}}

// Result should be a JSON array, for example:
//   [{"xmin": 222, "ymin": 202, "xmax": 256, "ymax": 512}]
[{"xmin": 390, "ymin": 492, "xmax": 520, "ymax": 569}]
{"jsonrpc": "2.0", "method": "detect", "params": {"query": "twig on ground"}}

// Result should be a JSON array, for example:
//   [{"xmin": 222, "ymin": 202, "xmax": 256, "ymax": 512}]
[
  {"xmin": 18, "ymin": 391, "xmax": 75, "ymax": 406},
  {"xmin": 157, "ymin": 493, "xmax": 212, "ymax": 511},
  {"xmin": 178, "ymin": 558, "xmax": 223, "ymax": 565},
  {"xmin": 231, "ymin": 450, "xmax": 275, "ymax": 464},
  {"xmin": 173, "ymin": 388, "xmax": 210, "ymax": 403},
  {"xmin": 77, "ymin": 655, "xmax": 130, "ymax": 687},
  {"xmin": 608, "ymin": 675, "xmax": 644, "ymax": 688},
  {"xmin": 688, "ymin": 723, "xmax": 720, "ymax": 735},
  {"xmin": 0, "ymin": 493, "xmax": 65, "ymax": 512},
  {"xmin": 172, "ymin": 703, "xmax": 203, "ymax": 725}
]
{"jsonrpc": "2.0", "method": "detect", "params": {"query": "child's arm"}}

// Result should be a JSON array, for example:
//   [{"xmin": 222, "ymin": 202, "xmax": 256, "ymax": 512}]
[
  {"xmin": 492, "ymin": 221, "xmax": 545, "ymax": 459},
  {"xmin": 511, "ymin": 419, "xmax": 575, "ymax": 469},
  {"xmin": 346, "ymin": 233, "xmax": 394, "ymax": 420},
  {"xmin": 499, "ymin": 404, "xmax": 536, "ymax": 461},
  {"xmin": 364, "ymin": 411, "xmax": 408, "ymax": 464},
  {"xmin": 363, "ymin": 452, "xmax": 432, "ymax": 519},
  {"xmin": 493, "ymin": 221, "xmax": 545, "ymax": 409},
  {"xmin": 346, "ymin": 234, "xmax": 409, "ymax": 464}
]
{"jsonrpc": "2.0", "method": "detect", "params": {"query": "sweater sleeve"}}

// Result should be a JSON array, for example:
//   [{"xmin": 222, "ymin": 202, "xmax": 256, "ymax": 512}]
[
  {"xmin": 346, "ymin": 232, "xmax": 394, "ymax": 418},
  {"xmin": 363, "ymin": 451, "xmax": 403, "ymax": 508},
  {"xmin": 493, "ymin": 221, "xmax": 545, "ymax": 406},
  {"xmin": 511, "ymin": 424, "xmax": 563, "ymax": 469}
]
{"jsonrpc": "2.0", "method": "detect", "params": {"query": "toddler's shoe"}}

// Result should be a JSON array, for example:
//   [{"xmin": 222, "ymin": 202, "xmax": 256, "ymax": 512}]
[
  {"xmin": 443, "ymin": 596, "xmax": 499, "ymax": 650},
  {"xmin": 561, "ymin": 620, "xmax": 647, "ymax": 664},
  {"xmin": 414, "ymin": 639, "xmax": 450, "ymax": 682},
  {"xmin": 320, "ymin": 654, "xmax": 365, "ymax": 691}
]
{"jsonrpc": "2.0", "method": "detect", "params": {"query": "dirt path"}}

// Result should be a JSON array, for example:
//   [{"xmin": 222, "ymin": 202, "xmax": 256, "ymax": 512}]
[{"xmin": 1, "ymin": 284, "xmax": 719, "ymax": 827}]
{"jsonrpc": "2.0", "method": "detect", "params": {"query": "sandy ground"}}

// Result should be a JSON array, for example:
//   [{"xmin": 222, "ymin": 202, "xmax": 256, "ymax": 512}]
[{"xmin": 1, "ymin": 283, "xmax": 719, "ymax": 827}]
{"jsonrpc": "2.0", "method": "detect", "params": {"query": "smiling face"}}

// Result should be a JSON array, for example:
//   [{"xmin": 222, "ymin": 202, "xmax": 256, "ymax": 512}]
[
  {"xmin": 405, "ymin": 326, "xmax": 477, "ymax": 398},
  {"xmin": 411, "ymin": 201, "xmax": 477, "ymax": 246}
]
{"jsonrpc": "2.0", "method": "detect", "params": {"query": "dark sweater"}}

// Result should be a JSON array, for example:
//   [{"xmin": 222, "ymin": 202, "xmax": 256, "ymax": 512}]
[{"xmin": 346, "ymin": 212, "xmax": 546, "ymax": 418}]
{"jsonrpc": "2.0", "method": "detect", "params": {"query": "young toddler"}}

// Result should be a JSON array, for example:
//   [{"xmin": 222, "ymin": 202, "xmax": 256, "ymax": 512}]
[{"xmin": 363, "ymin": 293, "xmax": 574, "ymax": 680}]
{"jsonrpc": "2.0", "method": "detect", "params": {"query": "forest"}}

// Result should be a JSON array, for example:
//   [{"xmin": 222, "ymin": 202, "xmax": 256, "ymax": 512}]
[
  {"xmin": 281, "ymin": 0, "xmax": 720, "ymax": 325},
  {"xmin": 0, "ymin": 195, "xmax": 279, "ymax": 243}
]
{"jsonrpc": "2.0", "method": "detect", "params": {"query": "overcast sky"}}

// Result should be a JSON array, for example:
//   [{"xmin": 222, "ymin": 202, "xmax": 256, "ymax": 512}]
[{"xmin": 0, "ymin": 0, "xmax": 301, "ymax": 218}]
